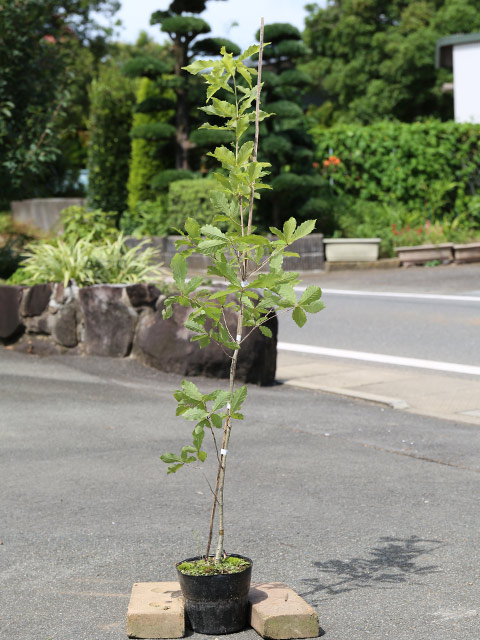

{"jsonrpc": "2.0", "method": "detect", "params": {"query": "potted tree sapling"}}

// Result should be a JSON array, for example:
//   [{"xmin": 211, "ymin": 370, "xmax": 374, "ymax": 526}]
[{"xmin": 160, "ymin": 29, "xmax": 325, "ymax": 635}]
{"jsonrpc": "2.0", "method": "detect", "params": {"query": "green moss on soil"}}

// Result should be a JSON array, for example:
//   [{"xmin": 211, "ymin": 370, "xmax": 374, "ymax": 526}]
[{"xmin": 177, "ymin": 556, "xmax": 250, "ymax": 576}]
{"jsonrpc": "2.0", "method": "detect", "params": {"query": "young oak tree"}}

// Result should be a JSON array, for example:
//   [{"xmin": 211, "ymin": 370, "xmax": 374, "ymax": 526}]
[{"xmin": 160, "ymin": 36, "xmax": 325, "ymax": 563}]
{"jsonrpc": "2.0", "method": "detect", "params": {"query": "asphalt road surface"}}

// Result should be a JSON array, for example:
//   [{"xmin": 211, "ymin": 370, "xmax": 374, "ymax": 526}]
[
  {"xmin": 1, "ymin": 349, "xmax": 479, "ymax": 640},
  {"xmin": 279, "ymin": 264, "xmax": 480, "ymax": 372}
]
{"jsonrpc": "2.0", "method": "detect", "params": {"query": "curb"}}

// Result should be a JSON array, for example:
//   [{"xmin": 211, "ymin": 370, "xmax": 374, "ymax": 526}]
[{"xmin": 280, "ymin": 379, "xmax": 409, "ymax": 410}]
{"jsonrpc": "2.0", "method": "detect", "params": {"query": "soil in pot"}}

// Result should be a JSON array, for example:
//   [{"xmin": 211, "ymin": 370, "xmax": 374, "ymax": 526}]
[{"xmin": 176, "ymin": 554, "xmax": 252, "ymax": 634}]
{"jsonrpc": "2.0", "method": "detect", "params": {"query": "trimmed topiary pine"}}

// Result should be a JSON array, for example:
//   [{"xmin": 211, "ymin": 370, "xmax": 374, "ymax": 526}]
[
  {"xmin": 252, "ymin": 23, "xmax": 325, "ymax": 231},
  {"xmin": 123, "ymin": 0, "xmax": 240, "ymax": 199}
]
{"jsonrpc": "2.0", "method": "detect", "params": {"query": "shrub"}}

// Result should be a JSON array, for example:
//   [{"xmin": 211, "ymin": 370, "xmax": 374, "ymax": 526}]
[
  {"xmin": 151, "ymin": 169, "xmax": 195, "ymax": 193},
  {"xmin": 15, "ymin": 235, "xmax": 166, "ymax": 287},
  {"xmin": 87, "ymin": 64, "xmax": 135, "ymax": 213},
  {"xmin": 120, "ymin": 197, "xmax": 169, "ymax": 237},
  {"xmin": 311, "ymin": 120, "xmax": 480, "ymax": 220},
  {"xmin": 167, "ymin": 178, "xmax": 217, "ymax": 231},
  {"xmin": 0, "ymin": 211, "xmax": 44, "ymax": 280},
  {"xmin": 59, "ymin": 206, "xmax": 117, "ymax": 242},
  {"xmin": 335, "ymin": 198, "xmax": 409, "ymax": 257},
  {"xmin": 127, "ymin": 77, "xmax": 175, "ymax": 209}
]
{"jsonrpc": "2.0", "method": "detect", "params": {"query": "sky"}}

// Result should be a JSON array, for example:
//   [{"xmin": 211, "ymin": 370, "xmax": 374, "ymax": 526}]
[{"xmin": 104, "ymin": 0, "xmax": 314, "ymax": 51}]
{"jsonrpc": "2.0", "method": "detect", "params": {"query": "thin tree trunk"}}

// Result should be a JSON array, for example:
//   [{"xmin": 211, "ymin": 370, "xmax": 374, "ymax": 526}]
[{"xmin": 174, "ymin": 37, "xmax": 190, "ymax": 170}]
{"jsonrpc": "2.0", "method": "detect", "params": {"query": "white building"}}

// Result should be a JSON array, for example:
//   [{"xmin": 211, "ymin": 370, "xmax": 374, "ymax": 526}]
[{"xmin": 436, "ymin": 33, "xmax": 480, "ymax": 124}]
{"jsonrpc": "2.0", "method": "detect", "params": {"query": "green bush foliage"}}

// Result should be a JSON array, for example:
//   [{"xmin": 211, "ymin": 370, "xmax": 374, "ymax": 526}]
[
  {"xmin": 151, "ymin": 169, "xmax": 195, "ymax": 193},
  {"xmin": 311, "ymin": 120, "xmax": 480, "ymax": 219},
  {"xmin": 127, "ymin": 77, "xmax": 174, "ymax": 210},
  {"xmin": 59, "ymin": 206, "xmax": 117, "ymax": 242},
  {"xmin": 302, "ymin": 0, "xmax": 480, "ymax": 125},
  {"xmin": 253, "ymin": 23, "xmax": 321, "ymax": 230},
  {"xmin": 120, "ymin": 197, "xmax": 169, "ymax": 237},
  {"xmin": 0, "ymin": 212, "xmax": 45, "ymax": 280},
  {"xmin": 15, "ymin": 235, "xmax": 166, "ymax": 287},
  {"xmin": 87, "ymin": 64, "xmax": 135, "ymax": 213},
  {"xmin": 167, "ymin": 179, "xmax": 217, "ymax": 231}
]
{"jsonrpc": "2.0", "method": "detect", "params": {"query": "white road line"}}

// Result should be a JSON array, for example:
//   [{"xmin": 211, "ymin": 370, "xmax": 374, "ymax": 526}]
[
  {"xmin": 294, "ymin": 286, "xmax": 480, "ymax": 303},
  {"xmin": 278, "ymin": 342, "xmax": 480, "ymax": 377}
]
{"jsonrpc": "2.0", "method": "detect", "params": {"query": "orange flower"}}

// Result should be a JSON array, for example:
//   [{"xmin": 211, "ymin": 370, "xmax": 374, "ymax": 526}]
[
  {"xmin": 312, "ymin": 161, "xmax": 320, "ymax": 169},
  {"xmin": 323, "ymin": 155, "xmax": 341, "ymax": 167}
]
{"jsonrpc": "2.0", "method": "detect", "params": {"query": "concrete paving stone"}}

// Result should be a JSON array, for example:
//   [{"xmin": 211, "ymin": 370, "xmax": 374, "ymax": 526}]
[
  {"xmin": 127, "ymin": 582, "xmax": 184, "ymax": 639},
  {"xmin": 249, "ymin": 582, "xmax": 319, "ymax": 639}
]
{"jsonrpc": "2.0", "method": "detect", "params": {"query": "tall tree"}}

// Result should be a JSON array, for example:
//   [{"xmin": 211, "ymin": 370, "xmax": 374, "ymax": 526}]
[
  {"xmin": 302, "ymin": 0, "xmax": 480, "ymax": 124},
  {"xmin": 123, "ymin": 0, "xmax": 239, "ymax": 184},
  {"xmin": 0, "ymin": 0, "xmax": 119, "ymax": 205}
]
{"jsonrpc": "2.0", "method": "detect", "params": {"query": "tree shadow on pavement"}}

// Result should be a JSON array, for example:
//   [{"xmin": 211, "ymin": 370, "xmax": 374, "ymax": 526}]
[{"xmin": 301, "ymin": 535, "xmax": 443, "ymax": 602}]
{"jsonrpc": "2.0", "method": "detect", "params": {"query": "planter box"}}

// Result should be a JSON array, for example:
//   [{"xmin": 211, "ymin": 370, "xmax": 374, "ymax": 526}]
[
  {"xmin": 127, "ymin": 234, "xmax": 325, "ymax": 272},
  {"xmin": 11, "ymin": 198, "xmax": 86, "ymax": 232},
  {"xmin": 453, "ymin": 242, "xmax": 480, "ymax": 263},
  {"xmin": 324, "ymin": 238, "xmax": 381, "ymax": 262},
  {"xmin": 395, "ymin": 243, "xmax": 454, "ymax": 266}
]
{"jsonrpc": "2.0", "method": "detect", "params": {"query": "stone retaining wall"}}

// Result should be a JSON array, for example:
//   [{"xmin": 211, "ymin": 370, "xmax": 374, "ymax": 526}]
[{"xmin": 0, "ymin": 283, "xmax": 277, "ymax": 385}]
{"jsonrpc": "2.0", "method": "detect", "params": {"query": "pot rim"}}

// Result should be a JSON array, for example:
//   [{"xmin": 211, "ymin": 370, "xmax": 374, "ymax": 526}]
[{"xmin": 176, "ymin": 553, "xmax": 253, "ymax": 573}]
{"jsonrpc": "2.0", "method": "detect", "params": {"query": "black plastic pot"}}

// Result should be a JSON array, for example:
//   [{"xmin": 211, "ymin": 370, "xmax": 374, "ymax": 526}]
[{"xmin": 176, "ymin": 554, "xmax": 252, "ymax": 634}]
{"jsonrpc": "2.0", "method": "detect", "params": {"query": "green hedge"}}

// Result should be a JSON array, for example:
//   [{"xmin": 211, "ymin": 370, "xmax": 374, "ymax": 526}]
[
  {"xmin": 167, "ymin": 179, "xmax": 217, "ymax": 231},
  {"xmin": 311, "ymin": 120, "xmax": 480, "ymax": 220},
  {"xmin": 87, "ymin": 65, "xmax": 135, "ymax": 213},
  {"xmin": 127, "ymin": 78, "xmax": 174, "ymax": 210}
]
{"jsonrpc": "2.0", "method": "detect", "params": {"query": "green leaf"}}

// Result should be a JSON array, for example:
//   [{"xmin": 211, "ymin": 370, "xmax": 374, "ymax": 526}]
[
  {"xmin": 197, "ymin": 450, "xmax": 207, "ymax": 462},
  {"xmin": 201, "ymin": 224, "xmax": 227, "ymax": 239},
  {"xmin": 292, "ymin": 306, "xmax": 307, "ymax": 328},
  {"xmin": 283, "ymin": 218, "xmax": 296, "ymax": 243},
  {"xmin": 183, "ymin": 59, "xmax": 216, "ymax": 75},
  {"xmin": 204, "ymin": 305, "xmax": 222, "ymax": 322},
  {"xmin": 181, "ymin": 445, "xmax": 198, "ymax": 461},
  {"xmin": 236, "ymin": 115, "xmax": 251, "ymax": 141},
  {"xmin": 208, "ymin": 262, "xmax": 241, "ymax": 286},
  {"xmin": 278, "ymin": 284, "xmax": 297, "ymax": 306},
  {"xmin": 183, "ymin": 407, "xmax": 209, "ymax": 421},
  {"xmin": 192, "ymin": 430, "xmax": 204, "ymax": 450},
  {"xmin": 197, "ymin": 238, "xmax": 227, "ymax": 255},
  {"xmin": 208, "ymin": 145, "xmax": 236, "ymax": 168},
  {"xmin": 238, "ymin": 44, "xmax": 261, "ymax": 61},
  {"xmin": 171, "ymin": 253, "xmax": 187, "ymax": 290},
  {"xmin": 184, "ymin": 318, "xmax": 206, "ymax": 333},
  {"xmin": 292, "ymin": 219, "xmax": 316, "ymax": 242},
  {"xmin": 211, "ymin": 413, "xmax": 223, "ymax": 428},
  {"xmin": 269, "ymin": 226, "xmax": 286, "ymax": 242},
  {"xmin": 185, "ymin": 217, "xmax": 201, "ymax": 238},
  {"xmin": 185, "ymin": 276, "xmax": 204, "ymax": 294},
  {"xmin": 161, "ymin": 453, "xmax": 182, "ymax": 464},
  {"xmin": 230, "ymin": 385, "xmax": 247, "ymax": 414},
  {"xmin": 167, "ymin": 463, "xmax": 184, "ymax": 474},
  {"xmin": 237, "ymin": 64, "xmax": 252, "ymax": 87},
  {"xmin": 303, "ymin": 300, "xmax": 326, "ymax": 314},
  {"xmin": 237, "ymin": 141, "xmax": 254, "ymax": 166},
  {"xmin": 222, "ymin": 52, "xmax": 236, "ymax": 77},
  {"xmin": 212, "ymin": 390, "xmax": 231, "ymax": 411},
  {"xmin": 180, "ymin": 380, "xmax": 203, "ymax": 402},
  {"xmin": 259, "ymin": 325, "xmax": 273, "ymax": 338},
  {"xmin": 299, "ymin": 286, "xmax": 323, "ymax": 307}
]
